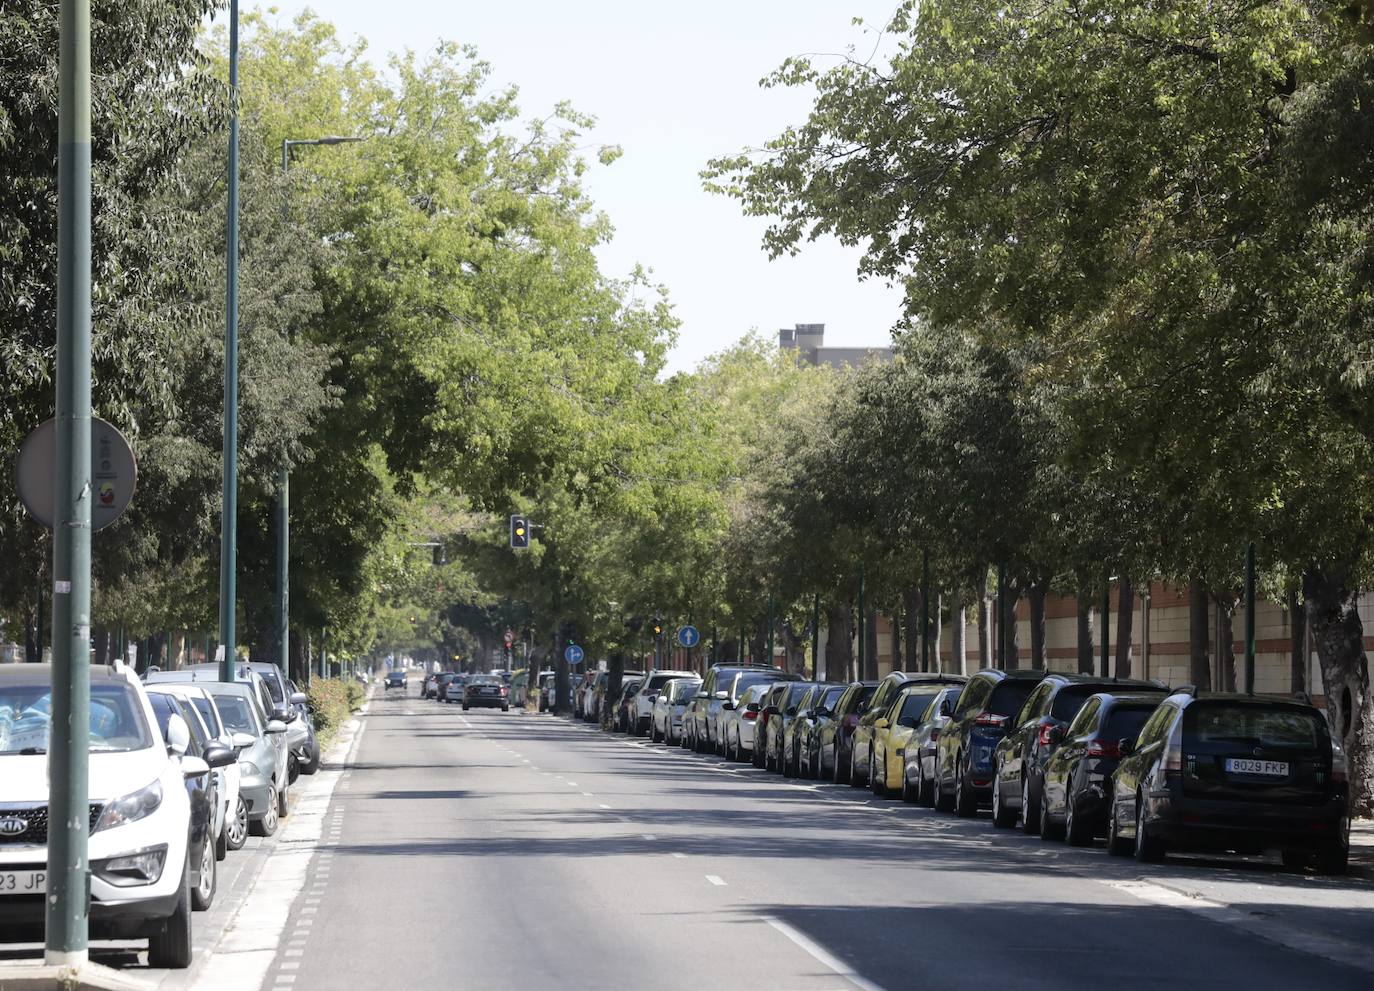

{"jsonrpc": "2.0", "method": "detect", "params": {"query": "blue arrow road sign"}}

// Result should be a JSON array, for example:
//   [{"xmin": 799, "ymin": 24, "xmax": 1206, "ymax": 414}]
[
  {"xmin": 677, "ymin": 625, "xmax": 700, "ymax": 648},
  {"xmin": 564, "ymin": 643, "xmax": 585, "ymax": 665}
]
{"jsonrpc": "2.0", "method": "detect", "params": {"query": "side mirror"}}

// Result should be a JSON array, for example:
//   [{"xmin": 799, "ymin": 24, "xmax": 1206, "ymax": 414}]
[
  {"xmin": 290, "ymin": 691, "xmax": 308, "ymax": 706},
  {"xmin": 874, "ymin": 717, "xmax": 889, "ymax": 730},
  {"xmin": 273, "ymin": 706, "xmax": 298, "ymax": 724},
  {"xmin": 695, "ymin": 692, "xmax": 710, "ymax": 701},
  {"xmin": 646, "ymin": 692, "xmax": 659, "ymax": 701},
  {"xmin": 1118, "ymin": 737, "xmax": 1136, "ymax": 756},
  {"xmin": 938, "ymin": 699, "xmax": 953, "ymax": 718},
  {"xmin": 265, "ymin": 719, "xmax": 288, "ymax": 735},
  {"xmin": 1047, "ymin": 725, "xmax": 1066, "ymax": 746},
  {"xmin": 715, "ymin": 691, "xmax": 730, "ymax": 701},
  {"xmin": 721, "ymin": 701, "xmax": 736, "ymax": 711},
  {"xmin": 203, "ymin": 743, "xmax": 237, "ymax": 769},
  {"xmin": 181, "ymin": 755, "xmax": 210, "ymax": 779},
  {"xmin": 165, "ymin": 714, "xmax": 190, "ymax": 757},
  {"xmin": 231, "ymin": 732, "xmax": 255, "ymax": 751}
]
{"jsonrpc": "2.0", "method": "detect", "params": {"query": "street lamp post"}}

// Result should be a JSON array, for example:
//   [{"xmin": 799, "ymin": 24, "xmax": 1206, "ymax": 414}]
[
  {"xmin": 219, "ymin": 0, "xmax": 240, "ymax": 683},
  {"xmin": 276, "ymin": 136, "xmax": 363, "ymax": 683}
]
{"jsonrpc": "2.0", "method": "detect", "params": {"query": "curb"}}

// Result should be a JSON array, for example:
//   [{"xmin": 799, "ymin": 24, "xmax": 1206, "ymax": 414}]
[{"xmin": 0, "ymin": 963, "xmax": 152, "ymax": 991}]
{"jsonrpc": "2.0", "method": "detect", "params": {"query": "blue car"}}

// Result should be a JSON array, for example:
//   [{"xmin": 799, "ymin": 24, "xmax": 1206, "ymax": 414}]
[{"xmin": 934, "ymin": 668, "xmax": 1042, "ymax": 817}]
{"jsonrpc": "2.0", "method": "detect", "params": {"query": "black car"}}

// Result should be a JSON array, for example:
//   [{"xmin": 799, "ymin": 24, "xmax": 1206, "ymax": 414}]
[
  {"xmin": 1106, "ymin": 689, "xmax": 1350, "ymax": 872},
  {"xmin": 992, "ymin": 674, "xmax": 1167, "ymax": 834},
  {"xmin": 934, "ymin": 669, "xmax": 1043, "ymax": 817},
  {"xmin": 819, "ymin": 681, "xmax": 879, "ymax": 783},
  {"xmin": 763, "ymin": 682, "xmax": 820, "ymax": 773},
  {"xmin": 384, "ymin": 670, "xmax": 406, "ymax": 690},
  {"xmin": 613, "ymin": 679, "xmax": 643, "ymax": 732},
  {"xmin": 463, "ymin": 676, "xmax": 509, "ymax": 711},
  {"xmin": 1039, "ymin": 692, "xmax": 1167, "ymax": 845},
  {"xmin": 793, "ymin": 684, "xmax": 848, "ymax": 779},
  {"xmin": 751, "ymin": 681, "xmax": 793, "ymax": 768}
]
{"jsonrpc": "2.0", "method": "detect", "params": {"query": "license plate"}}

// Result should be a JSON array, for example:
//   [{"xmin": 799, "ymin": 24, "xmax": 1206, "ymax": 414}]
[
  {"xmin": 1225, "ymin": 758, "xmax": 1289, "ymax": 776},
  {"xmin": 0, "ymin": 870, "xmax": 46, "ymax": 895}
]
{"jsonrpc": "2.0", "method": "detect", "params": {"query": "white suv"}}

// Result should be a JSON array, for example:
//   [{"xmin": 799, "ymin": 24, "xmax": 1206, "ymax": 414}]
[
  {"xmin": 0, "ymin": 663, "xmax": 225, "ymax": 968},
  {"xmin": 628, "ymin": 670, "xmax": 695, "ymax": 737}
]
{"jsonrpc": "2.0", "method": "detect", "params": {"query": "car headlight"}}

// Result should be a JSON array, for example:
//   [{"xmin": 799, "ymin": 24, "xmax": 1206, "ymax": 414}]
[
  {"xmin": 94, "ymin": 780, "xmax": 163, "ymax": 832},
  {"xmin": 240, "ymin": 761, "xmax": 261, "ymax": 777},
  {"xmin": 95, "ymin": 845, "xmax": 168, "ymax": 887}
]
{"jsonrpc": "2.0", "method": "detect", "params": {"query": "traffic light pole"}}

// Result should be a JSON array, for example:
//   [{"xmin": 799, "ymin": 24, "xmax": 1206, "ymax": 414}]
[
  {"xmin": 47, "ymin": 0, "xmax": 93, "ymax": 963},
  {"xmin": 218, "ymin": 0, "xmax": 240, "ymax": 683}
]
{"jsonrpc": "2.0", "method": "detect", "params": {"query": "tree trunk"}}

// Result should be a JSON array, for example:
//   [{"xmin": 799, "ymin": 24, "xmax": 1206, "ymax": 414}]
[
  {"xmin": 890, "ymin": 600, "xmax": 903, "ymax": 675},
  {"xmin": 864, "ymin": 609, "xmax": 879, "ymax": 679},
  {"xmin": 1003, "ymin": 584, "xmax": 1021, "ymax": 668},
  {"xmin": 290, "ymin": 630, "xmax": 308, "ymax": 685},
  {"xmin": 977, "ymin": 595, "xmax": 993, "ymax": 668},
  {"xmin": 1304, "ymin": 566, "xmax": 1374, "ymax": 815},
  {"xmin": 932, "ymin": 593, "xmax": 944, "ymax": 673},
  {"xmin": 1115, "ymin": 575, "xmax": 1135, "ymax": 680},
  {"xmin": 1188, "ymin": 576, "xmax": 1212, "ymax": 689},
  {"xmin": 823, "ymin": 603, "xmax": 853, "ymax": 682},
  {"xmin": 1029, "ymin": 580, "xmax": 1047, "ymax": 671},
  {"xmin": 1076, "ymin": 592, "xmax": 1094, "ymax": 674},
  {"xmin": 902, "ymin": 588, "xmax": 920, "ymax": 671},
  {"xmin": 1216, "ymin": 593, "xmax": 1236, "ymax": 693},
  {"xmin": 1288, "ymin": 588, "xmax": 1307, "ymax": 696},
  {"xmin": 602, "ymin": 651, "xmax": 625, "ymax": 731},
  {"xmin": 949, "ymin": 588, "xmax": 967, "ymax": 675}
]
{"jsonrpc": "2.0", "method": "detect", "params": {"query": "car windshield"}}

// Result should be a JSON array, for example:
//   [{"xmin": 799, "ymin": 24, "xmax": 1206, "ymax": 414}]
[
  {"xmin": 209, "ymin": 692, "xmax": 260, "ymax": 735},
  {"xmin": 0, "ymin": 682, "xmax": 153, "ymax": 754},
  {"xmin": 900, "ymin": 691, "xmax": 939, "ymax": 720},
  {"xmin": 176, "ymin": 694, "xmax": 221, "ymax": 735},
  {"xmin": 256, "ymin": 671, "xmax": 284, "ymax": 702},
  {"xmin": 1184, "ymin": 704, "xmax": 1324, "ymax": 750},
  {"xmin": 1051, "ymin": 687, "xmax": 1100, "ymax": 721},
  {"xmin": 471, "ymin": 676, "xmax": 500, "ymax": 685},
  {"xmin": 988, "ymin": 681, "xmax": 1036, "ymax": 718}
]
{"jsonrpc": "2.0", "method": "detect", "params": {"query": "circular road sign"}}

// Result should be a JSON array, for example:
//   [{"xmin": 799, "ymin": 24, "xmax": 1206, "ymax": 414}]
[
  {"xmin": 16, "ymin": 417, "xmax": 138, "ymax": 531},
  {"xmin": 564, "ymin": 643, "xmax": 585, "ymax": 665},
  {"xmin": 677, "ymin": 625, "xmax": 700, "ymax": 649}
]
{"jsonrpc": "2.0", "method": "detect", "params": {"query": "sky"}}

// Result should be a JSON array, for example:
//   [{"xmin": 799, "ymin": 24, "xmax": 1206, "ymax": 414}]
[{"xmin": 267, "ymin": 1, "xmax": 907, "ymax": 373}]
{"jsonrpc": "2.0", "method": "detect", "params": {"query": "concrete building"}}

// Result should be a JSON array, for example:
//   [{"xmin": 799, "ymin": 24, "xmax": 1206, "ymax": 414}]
[{"xmin": 779, "ymin": 323, "xmax": 892, "ymax": 369}]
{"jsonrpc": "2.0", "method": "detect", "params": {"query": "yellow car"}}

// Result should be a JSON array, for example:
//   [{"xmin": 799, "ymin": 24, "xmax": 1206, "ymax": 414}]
[{"xmin": 870, "ymin": 685, "xmax": 959, "ymax": 796}]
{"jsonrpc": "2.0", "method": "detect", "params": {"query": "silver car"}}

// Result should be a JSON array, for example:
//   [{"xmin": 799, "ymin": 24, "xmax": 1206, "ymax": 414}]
[
  {"xmin": 650, "ymin": 678, "xmax": 701, "ymax": 744},
  {"xmin": 718, "ymin": 683, "xmax": 772, "ymax": 761}
]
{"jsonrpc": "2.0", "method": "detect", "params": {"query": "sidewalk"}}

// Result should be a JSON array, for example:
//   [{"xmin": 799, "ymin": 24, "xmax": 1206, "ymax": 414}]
[{"xmin": 1350, "ymin": 818, "xmax": 1374, "ymax": 879}]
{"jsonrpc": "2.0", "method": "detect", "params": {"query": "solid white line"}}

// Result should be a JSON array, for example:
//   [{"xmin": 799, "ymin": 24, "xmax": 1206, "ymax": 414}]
[
  {"xmin": 641, "ymin": 833, "xmax": 657, "ymax": 840},
  {"xmin": 705, "ymin": 874, "xmax": 727, "ymax": 886},
  {"xmin": 598, "ymin": 804, "xmax": 612, "ymax": 809},
  {"xmin": 762, "ymin": 915, "xmax": 887, "ymax": 991},
  {"xmin": 582, "ymin": 792, "xmax": 594, "ymax": 797},
  {"xmin": 670, "ymin": 852, "xmax": 687, "ymax": 859}
]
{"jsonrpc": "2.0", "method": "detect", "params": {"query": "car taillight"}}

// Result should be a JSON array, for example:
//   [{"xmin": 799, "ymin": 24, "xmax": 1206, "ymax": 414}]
[
  {"xmin": 500, "ymin": 687, "xmax": 508, "ymax": 695},
  {"xmin": 974, "ymin": 713, "xmax": 1007, "ymax": 729},
  {"xmin": 1331, "ymin": 745, "xmax": 1348, "ymax": 783},
  {"xmin": 743, "ymin": 711, "xmax": 758, "ymax": 720},
  {"xmin": 1085, "ymin": 739, "xmax": 1119, "ymax": 758}
]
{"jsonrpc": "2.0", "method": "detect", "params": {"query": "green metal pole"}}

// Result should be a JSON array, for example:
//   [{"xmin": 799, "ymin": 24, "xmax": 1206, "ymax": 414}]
[
  {"xmin": 47, "ymin": 0, "xmax": 93, "ymax": 963},
  {"xmin": 275, "ymin": 140, "xmax": 291, "ymax": 681},
  {"xmin": 858, "ymin": 566, "xmax": 866, "ymax": 678},
  {"xmin": 1101, "ymin": 572, "xmax": 1111, "ymax": 678},
  {"xmin": 811, "ymin": 593, "xmax": 821, "ymax": 679},
  {"xmin": 766, "ymin": 593, "xmax": 774, "ymax": 668},
  {"xmin": 922, "ymin": 550, "xmax": 932, "ymax": 672},
  {"xmin": 1244, "ymin": 542, "xmax": 1256, "ymax": 695},
  {"xmin": 218, "ymin": 0, "xmax": 240, "ymax": 683}
]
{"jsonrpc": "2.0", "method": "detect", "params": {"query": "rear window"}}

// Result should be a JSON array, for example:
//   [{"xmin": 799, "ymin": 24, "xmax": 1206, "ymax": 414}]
[
  {"xmin": 900, "ymin": 691, "xmax": 939, "ymax": 720},
  {"xmin": 987, "ymin": 681, "xmax": 1036, "ymax": 718},
  {"xmin": 1184, "ymin": 704, "xmax": 1324, "ymax": 750},
  {"xmin": 784, "ymin": 684, "xmax": 811, "ymax": 707},
  {"xmin": 1050, "ymin": 688, "xmax": 1098, "ymax": 722},
  {"xmin": 1101, "ymin": 706, "xmax": 1156, "ymax": 743},
  {"xmin": 732, "ymin": 672, "xmax": 775, "ymax": 695},
  {"xmin": 821, "ymin": 687, "xmax": 845, "ymax": 708},
  {"xmin": 671, "ymin": 681, "xmax": 702, "ymax": 702},
  {"xmin": 645, "ymin": 674, "xmax": 678, "ymax": 690}
]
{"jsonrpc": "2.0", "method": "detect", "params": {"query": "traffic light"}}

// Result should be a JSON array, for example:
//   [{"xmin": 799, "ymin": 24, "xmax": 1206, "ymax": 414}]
[
  {"xmin": 652, "ymin": 620, "xmax": 664, "ymax": 640},
  {"xmin": 510, "ymin": 514, "xmax": 529, "ymax": 549}
]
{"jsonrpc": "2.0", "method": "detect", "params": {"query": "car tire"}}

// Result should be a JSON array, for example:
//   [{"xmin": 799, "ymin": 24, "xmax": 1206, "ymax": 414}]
[
  {"xmin": 832, "ymin": 746, "xmax": 845, "ymax": 783},
  {"xmin": 277, "ymin": 778, "xmax": 289, "ymax": 819},
  {"xmin": 502, "ymin": 705, "xmax": 510, "ymax": 712},
  {"xmin": 251, "ymin": 785, "xmax": 279, "ymax": 837},
  {"xmin": 901, "ymin": 766, "xmax": 916, "ymax": 803},
  {"xmin": 848, "ymin": 749, "xmax": 864, "ymax": 789},
  {"xmin": 953, "ymin": 755, "xmax": 977, "ymax": 818},
  {"xmin": 288, "ymin": 753, "xmax": 300, "ymax": 786},
  {"xmin": 462, "ymin": 704, "xmax": 470, "ymax": 711},
  {"xmin": 1064, "ymin": 793, "xmax": 1090, "ymax": 846},
  {"xmin": 1134, "ymin": 794, "xmax": 1165, "ymax": 863},
  {"xmin": 227, "ymin": 798, "xmax": 248, "ymax": 851},
  {"xmin": 934, "ymin": 769, "xmax": 955, "ymax": 812},
  {"xmin": 1021, "ymin": 774, "xmax": 1042, "ymax": 836},
  {"xmin": 214, "ymin": 821, "xmax": 228, "ymax": 862},
  {"xmin": 299, "ymin": 742, "xmax": 321, "ymax": 776},
  {"xmin": 191, "ymin": 835, "xmax": 217, "ymax": 911},
  {"xmin": 1314, "ymin": 838, "xmax": 1350, "ymax": 876},
  {"xmin": 1106, "ymin": 795, "xmax": 1131, "ymax": 856},
  {"xmin": 147, "ymin": 856, "xmax": 193, "ymax": 969},
  {"xmin": 1039, "ymin": 787, "xmax": 1065, "ymax": 841},
  {"xmin": 870, "ymin": 753, "xmax": 883, "ymax": 795},
  {"xmin": 991, "ymin": 769, "xmax": 1017, "ymax": 828}
]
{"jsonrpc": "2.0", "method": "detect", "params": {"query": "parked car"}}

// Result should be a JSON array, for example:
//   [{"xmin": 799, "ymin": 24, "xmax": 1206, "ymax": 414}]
[
  {"xmin": 750, "ymin": 681, "xmax": 792, "ymax": 768},
  {"xmin": 782, "ymin": 683, "xmax": 842, "ymax": 777},
  {"xmin": 718, "ymin": 683, "xmax": 771, "ymax": 761},
  {"xmin": 537, "ymin": 671, "xmax": 557, "ymax": 711},
  {"xmin": 613, "ymin": 679, "xmax": 644, "ymax": 732},
  {"xmin": 591, "ymin": 670, "xmax": 644, "ymax": 725},
  {"xmin": 1038, "ymin": 691, "xmax": 1168, "ymax": 845},
  {"xmin": 991, "ymin": 674, "xmax": 1166, "ymax": 833},
  {"xmin": 651, "ymin": 678, "xmax": 701, "ymax": 744},
  {"xmin": 628, "ymin": 669, "xmax": 695, "ymax": 736},
  {"xmin": 1106, "ymin": 689, "xmax": 1350, "ymax": 873},
  {"xmin": 435, "ymin": 672, "xmax": 460, "ymax": 702},
  {"xmin": 818, "ymin": 681, "xmax": 879, "ymax": 782},
  {"xmin": 797, "ymin": 684, "xmax": 849, "ymax": 779},
  {"xmin": 285, "ymin": 679, "xmax": 320, "ymax": 775},
  {"xmin": 574, "ymin": 671, "xmax": 597, "ymax": 718},
  {"xmin": 0, "ymin": 663, "xmax": 230, "ymax": 968},
  {"xmin": 421, "ymin": 673, "xmax": 438, "ymax": 698},
  {"xmin": 692, "ymin": 665, "xmax": 799, "ymax": 754},
  {"xmin": 384, "ymin": 670, "xmax": 407, "ymax": 690},
  {"xmin": 869, "ymin": 682, "xmax": 965, "ymax": 796},
  {"xmin": 442, "ymin": 674, "xmax": 472, "ymax": 703},
  {"xmin": 145, "ymin": 690, "xmax": 222, "ymax": 912},
  {"xmin": 851, "ymin": 673, "xmax": 966, "ymax": 787},
  {"xmin": 761, "ymin": 682, "xmax": 818, "ymax": 772},
  {"xmin": 146, "ymin": 684, "xmax": 239, "ymax": 860},
  {"xmin": 244, "ymin": 662, "xmax": 318, "ymax": 780},
  {"xmin": 463, "ymin": 675, "xmax": 510, "ymax": 711},
  {"xmin": 145, "ymin": 669, "xmax": 293, "ymax": 825},
  {"xmin": 898, "ymin": 684, "xmax": 965, "ymax": 805},
  {"xmin": 934, "ymin": 668, "xmax": 1043, "ymax": 816}
]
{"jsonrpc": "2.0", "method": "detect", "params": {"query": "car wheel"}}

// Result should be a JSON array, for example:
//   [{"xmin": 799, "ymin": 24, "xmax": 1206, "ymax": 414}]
[
  {"xmin": 934, "ymin": 767, "xmax": 955, "ymax": 812},
  {"xmin": 991, "ymin": 768, "xmax": 1016, "ymax": 828},
  {"xmin": 1039, "ymin": 786, "xmax": 1065, "ymax": 841},
  {"xmin": 288, "ymin": 753, "xmax": 300, "ymax": 786},
  {"xmin": 147, "ymin": 855, "xmax": 193, "ymax": 969},
  {"xmin": 277, "ymin": 778, "xmax": 290, "ymax": 818},
  {"xmin": 462, "ymin": 704, "xmax": 470, "ymax": 711},
  {"xmin": 1314, "ymin": 837, "xmax": 1350, "ymax": 876},
  {"xmin": 299, "ymin": 742, "xmax": 321, "ymax": 775},
  {"xmin": 917, "ymin": 762, "xmax": 935, "ymax": 807},
  {"xmin": 1106, "ymin": 794, "xmax": 1131, "ymax": 856},
  {"xmin": 1134, "ymin": 793, "xmax": 1164, "ymax": 863},
  {"xmin": 832, "ymin": 745, "xmax": 844, "ymax": 783},
  {"xmin": 848, "ymin": 749, "xmax": 864, "ymax": 789},
  {"xmin": 214, "ymin": 820, "xmax": 228, "ymax": 861},
  {"xmin": 1064, "ymin": 793, "xmax": 1091, "ymax": 846},
  {"xmin": 901, "ymin": 765, "xmax": 916, "ymax": 803},
  {"xmin": 502, "ymin": 704, "xmax": 510, "ymax": 712},
  {"xmin": 251, "ymin": 786, "xmax": 279, "ymax": 837},
  {"xmin": 191, "ymin": 836, "xmax": 217, "ymax": 911},
  {"xmin": 1021, "ymin": 774, "xmax": 1042, "ymax": 836},
  {"xmin": 870, "ymin": 753, "xmax": 883, "ymax": 795},
  {"xmin": 953, "ymin": 755, "xmax": 977, "ymax": 818},
  {"xmin": 226, "ymin": 798, "xmax": 248, "ymax": 851}
]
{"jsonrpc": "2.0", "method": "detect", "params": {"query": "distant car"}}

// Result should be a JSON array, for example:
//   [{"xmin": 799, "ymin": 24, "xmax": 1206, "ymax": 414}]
[
  {"xmin": 1106, "ymin": 690, "xmax": 1350, "ymax": 873},
  {"xmin": 613, "ymin": 679, "xmax": 644, "ymax": 732},
  {"xmin": 992, "ymin": 674, "xmax": 1166, "ymax": 833},
  {"xmin": 691, "ymin": 665, "xmax": 799, "ymax": 754},
  {"xmin": 869, "ymin": 683, "xmax": 966, "ymax": 796},
  {"xmin": 434, "ymin": 673, "xmax": 459, "ymax": 703},
  {"xmin": 384, "ymin": 670, "xmax": 407, "ymax": 690},
  {"xmin": 797, "ymin": 684, "xmax": 849, "ymax": 779},
  {"xmin": 818, "ymin": 681, "xmax": 878, "ymax": 782},
  {"xmin": 463, "ymin": 675, "xmax": 509, "ymax": 711},
  {"xmin": 761, "ymin": 682, "xmax": 818, "ymax": 772},
  {"xmin": 1038, "ymin": 691, "xmax": 1168, "ymax": 845},
  {"xmin": 628, "ymin": 670, "xmax": 695, "ymax": 736},
  {"xmin": 574, "ymin": 671, "xmax": 597, "ymax": 718},
  {"xmin": 537, "ymin": 671, "xmax": 557, "ymax": 711},
  {"xmin": 243, "ymin": 662, "xmax": 318, "ymax": 781},
  {"xmin": 718, "ymin": 683, "xmax": 771, "ymax": 761},
  {"xmin": 899, "ymin": 685, "xmax": 964, "ymax": 805},
  {"xmin": 651, "ymin": 678, "xmax": 701, "ymax": 744},
  {"xmin": 934, "ymin": 669, "xmax": 1043, "ymax": 816},
  {"xmin": 589, "ymin": 671, "xmax": 644, "ymax": 725},
  {"xmin": 851, "ymin": 672, "xmax": 965, "ymax": 788}
]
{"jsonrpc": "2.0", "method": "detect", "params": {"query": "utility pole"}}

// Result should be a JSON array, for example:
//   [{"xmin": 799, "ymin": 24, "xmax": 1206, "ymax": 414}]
[
  {"xmin": 218, "ymin": 0, "xmax": 240, "ymax": 683},
  {"xmin": 47, "ymin": 0, "xmax": 93, "ymax": 964}
]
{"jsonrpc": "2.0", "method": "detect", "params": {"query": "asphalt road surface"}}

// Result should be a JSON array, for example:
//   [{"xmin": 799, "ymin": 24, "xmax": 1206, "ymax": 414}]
[{"xmin": 253, "ymin": 693, "xmax": 1374, "ymax": 991}]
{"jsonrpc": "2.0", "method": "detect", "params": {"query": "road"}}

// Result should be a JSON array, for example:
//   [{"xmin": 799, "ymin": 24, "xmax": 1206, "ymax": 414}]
[{"xmin": 200, "ymin": 693, "xmax": 1374, "ymax": 991}]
